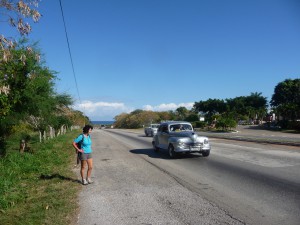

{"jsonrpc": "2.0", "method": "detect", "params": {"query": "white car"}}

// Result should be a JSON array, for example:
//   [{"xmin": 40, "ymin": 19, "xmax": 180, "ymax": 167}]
[
  {"xmin": 144, "ymin": 124, "xmax": 160, "ymax": 137},
  {"xmin": 152, "ymin": 121, "xmax": 211, "ymax": 158}
]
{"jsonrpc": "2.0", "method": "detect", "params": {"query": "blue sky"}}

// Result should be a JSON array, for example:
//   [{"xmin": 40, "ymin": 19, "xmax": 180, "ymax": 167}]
[{"xmin": 7, "ymin": 0, "xmax": 300, "ymax": 120}]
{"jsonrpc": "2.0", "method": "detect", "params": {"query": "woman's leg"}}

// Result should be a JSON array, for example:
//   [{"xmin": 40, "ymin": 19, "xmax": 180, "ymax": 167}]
[
  {"xmin": 80, "ymin": 160, "xmax": 87, "ymax": 180},
  {"xmin": 86, "ymin": 158, "xmax": 93, "ymax": 181}
]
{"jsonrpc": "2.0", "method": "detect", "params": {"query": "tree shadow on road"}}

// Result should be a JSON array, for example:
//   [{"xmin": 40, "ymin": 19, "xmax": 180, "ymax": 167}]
[{"xmin": 130, "ymin": 148, "xmax": 202, "ymax": 160}]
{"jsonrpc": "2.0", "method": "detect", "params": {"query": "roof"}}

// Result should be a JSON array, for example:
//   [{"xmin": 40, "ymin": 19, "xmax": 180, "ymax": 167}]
[{"xmin": 160, "ymin": 121, "xmax": 192, "ymax": 126}]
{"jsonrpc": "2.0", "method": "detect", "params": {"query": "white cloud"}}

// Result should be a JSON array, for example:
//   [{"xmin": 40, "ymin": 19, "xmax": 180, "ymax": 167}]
[
  {"xmin": 73, "ymin": 100, "xmax": 133, "ymax": 121},
  {"xmin": 143, "ymin": 102, "xmax": 194, "ymax": 111},
  {"xmin": 78, "ymin": 101, "xmax": 127, "ymax": 113},
  {"xmin": 73, "ymin": 100, "xmax": 195, "ymax": 121}
]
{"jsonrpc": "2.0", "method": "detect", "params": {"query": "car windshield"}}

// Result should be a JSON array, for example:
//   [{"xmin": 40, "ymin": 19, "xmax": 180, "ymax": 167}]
[
  {"xmin": 169, "ymin": 124, "xmax": 193, "ymax": 132},
  {"xmin": 151, "ymin": 124, "xmax": 159, "ymax": 128}
]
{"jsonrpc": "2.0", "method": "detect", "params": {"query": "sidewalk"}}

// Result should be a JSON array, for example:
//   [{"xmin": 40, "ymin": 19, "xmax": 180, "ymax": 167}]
[{"xmin": 196, "ymin": 125, "xmax": 300, "ymax": 147}]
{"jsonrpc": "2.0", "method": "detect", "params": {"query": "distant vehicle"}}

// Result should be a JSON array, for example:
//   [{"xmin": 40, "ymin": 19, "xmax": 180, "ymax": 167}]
[
  {"xmin": 152, "ymin": 121, "xmax": 211, "ymax": 158},
  {"xmin": 144, "ymin": 124, "xmax": 160, "ymax": 137}
]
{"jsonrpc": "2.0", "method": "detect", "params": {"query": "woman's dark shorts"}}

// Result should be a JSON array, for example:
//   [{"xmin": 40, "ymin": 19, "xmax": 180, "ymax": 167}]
[{"xmin": 78, "ymin": 152, "xmax": 92, "ymax": 161}]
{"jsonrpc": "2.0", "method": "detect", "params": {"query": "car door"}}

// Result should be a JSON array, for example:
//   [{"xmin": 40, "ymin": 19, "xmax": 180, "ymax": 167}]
[{"xmin": 158, "ymin": 124, "xmax": 169, "ymax": 149}]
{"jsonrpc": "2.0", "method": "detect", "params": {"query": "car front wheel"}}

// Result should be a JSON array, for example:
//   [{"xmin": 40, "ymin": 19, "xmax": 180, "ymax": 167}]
[
  {"xmin": 202, "ymin": 151, "xmax": 210, "ymax": 157},
  {"xmin": 152, "ymin": 141, "xmax": 159, "ymax": 152},
  {"xmin": 168, "ymin": 144, "xmax": 176, "ymax": 159}
]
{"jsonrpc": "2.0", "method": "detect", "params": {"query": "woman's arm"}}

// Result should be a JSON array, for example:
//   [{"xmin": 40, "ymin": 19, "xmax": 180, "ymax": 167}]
[{"xmin": 72, "ymin": 141, "xmax": 84, "ymax": 153}]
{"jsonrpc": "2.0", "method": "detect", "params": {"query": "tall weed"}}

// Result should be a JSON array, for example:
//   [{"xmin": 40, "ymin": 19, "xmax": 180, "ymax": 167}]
[{"xmin": 0, "ymin": 130, "xmax": 81, "ymax": 225}]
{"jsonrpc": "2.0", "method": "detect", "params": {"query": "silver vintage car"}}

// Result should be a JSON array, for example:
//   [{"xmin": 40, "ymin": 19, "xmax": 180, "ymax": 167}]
[{"xmin": 152, "ymin": 121, "xmax": 211, "ymax": 158}]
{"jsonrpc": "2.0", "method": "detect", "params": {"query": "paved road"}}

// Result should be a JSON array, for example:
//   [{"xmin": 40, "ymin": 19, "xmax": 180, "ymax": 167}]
[
  {"xmin": 75, "ymin": 126, "xmax": 300, "ymax": 225},
  {"xmin": 197, "ymin": 125, "xmax": 300, "ymax": 146},
  {"xmin": 76, "ymin": 129, "xmax": 245, "ymax": 225}
]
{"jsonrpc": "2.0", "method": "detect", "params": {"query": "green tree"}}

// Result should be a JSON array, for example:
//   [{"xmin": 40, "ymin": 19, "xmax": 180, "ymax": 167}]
[
  {"xmin": 50, "ymin": 94, "xmax": 74, "ymax": 135},
  {"xmin": 68, "ymin": 110, "xmax": 89, "ymax": 127},
  {"xmin": 114, "ymin": 113, "xmax": 130, "ymax": 128},
  {"xmin": 0, "ymin": 40, "xmax": 42, "ymax": 152},
  {"xmin": 115, "ymin": 110, "xmax": 161, "ymax": 129},
  {"xmin": 244, "ymin": 92, "xmax": 268, "ymax": 121},
  {"xmin": 185, "ymin": 113, "xmax": 199, "ymax": 122},
  {"xmin": 0, "ymin": 40, "xmax": 76, "ymax": 152},
  {"xmin": 226, "ymin": 97, "xmax": 247, "ymax": 119},
  {"xmin": 194, "ymin": 94, "xmax": 268, "ymax": 127},
  {"xmin": 114, "ymin": 110, "xmax": 168, "ymax": 128},
  {"xmin": 6, "ymin": 48, "xmax": 59, "ymax": 141},
  {"xmin": 194, "ymin": 98, "xmax": 226, "ymax": 122},
  {"xmin": 157, "ymin": 111, "xmax": 173, "ymax": 121},
  {"xmin": 142, "ymin": 111, "xmax": 160, "ymax": 126},
  {"xmin": 270, "ymin": 79, "xmax": 300, "ymax": 123},
  {"xmin": 175, "ymin": 107, "xmax": 189, "ymax": 120},
  {"xmin": 226, "ymin": 93, "xmax": 267, "ymax": 122}
]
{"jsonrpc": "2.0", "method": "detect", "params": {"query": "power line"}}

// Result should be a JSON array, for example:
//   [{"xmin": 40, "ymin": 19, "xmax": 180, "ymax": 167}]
[{"xmin": 58, "ymin": 0, "xmax": 81, "ymax": 104}]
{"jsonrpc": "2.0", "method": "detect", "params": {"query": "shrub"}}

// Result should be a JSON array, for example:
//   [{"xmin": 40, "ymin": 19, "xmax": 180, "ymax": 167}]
[
  {"xmin": 193, "ymin": 121, "xmax": 207, "ymax": 129},
  {"xmin": 216, "ymin": 117, "xmax": 237, "ymax": 131}
]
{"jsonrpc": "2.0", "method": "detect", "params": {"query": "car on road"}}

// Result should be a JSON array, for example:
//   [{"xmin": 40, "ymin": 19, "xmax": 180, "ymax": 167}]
[
  {"xmin": 144, "ymin": 124, "xmax": 160, "ymax": 137},
  {"xmin": 152, "ymin": 121, "xmax": 211, "ymax": 158}
]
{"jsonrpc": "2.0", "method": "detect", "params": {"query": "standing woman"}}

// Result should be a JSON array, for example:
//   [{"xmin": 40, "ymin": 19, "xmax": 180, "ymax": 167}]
[{"xmin": 72, "ymin": 125, "xmax": 94, "ymax": 185}]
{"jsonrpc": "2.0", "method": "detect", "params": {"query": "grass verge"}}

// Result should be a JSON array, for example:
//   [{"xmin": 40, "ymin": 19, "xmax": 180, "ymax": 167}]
[{"xmin": 0, "ymin": 130, "xmax": 81, "ymax": 225}]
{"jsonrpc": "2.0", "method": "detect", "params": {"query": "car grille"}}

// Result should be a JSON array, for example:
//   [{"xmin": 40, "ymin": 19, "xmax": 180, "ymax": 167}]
[
  {"xmin": 182, "ymin": 142, "xmax": 203, "ymax": 149},
  {"xmin": 191, "ymin": 142, "xmax": 203, "ymax": 147}
]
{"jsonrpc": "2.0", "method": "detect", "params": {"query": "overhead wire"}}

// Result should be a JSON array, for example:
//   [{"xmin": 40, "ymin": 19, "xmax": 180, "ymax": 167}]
[{"xmin": 58, "ymin": 0, "xmax": 82, "ymax": 104}]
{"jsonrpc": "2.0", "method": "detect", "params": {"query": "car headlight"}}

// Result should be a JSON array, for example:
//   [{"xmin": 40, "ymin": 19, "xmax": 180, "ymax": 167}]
[
  {"xmin": 178, "ymin": 140, "xmax": 183, "ymax": 145},
  {"xmin": 204, "ymin": 139, "xmax": 209, "ymax": 144}
]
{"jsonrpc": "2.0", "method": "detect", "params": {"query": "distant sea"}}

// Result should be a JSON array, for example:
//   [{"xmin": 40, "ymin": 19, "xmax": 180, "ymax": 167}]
[{"xmin": 91, "ymin": 121, "xmax": 115, "ymax": 125}]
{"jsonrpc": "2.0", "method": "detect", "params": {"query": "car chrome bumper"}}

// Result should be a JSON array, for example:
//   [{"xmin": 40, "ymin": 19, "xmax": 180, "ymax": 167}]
[{"xmin": 174, "ymin": 144, "xmax": 211, "ymax": 153}]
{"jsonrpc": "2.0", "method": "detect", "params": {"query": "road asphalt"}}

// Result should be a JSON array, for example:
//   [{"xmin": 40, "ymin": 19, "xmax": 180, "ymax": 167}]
[
  {"xmin": 77, "ymin": 130, "xmax": 246, "ymax": 225},
  {"xmin": 76, "ymin": 127, "xmax": 299, "ymax": 224},
  {"xmin": 196, "ymin": 125, "xmax": 300, "ymax": 147}
]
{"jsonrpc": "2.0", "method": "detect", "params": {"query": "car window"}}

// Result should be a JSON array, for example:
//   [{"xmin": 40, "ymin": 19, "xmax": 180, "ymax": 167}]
[
  {"xmin": 170, "ymin": 124, "xmax": 193, "ymax": 131},
  {"xmin": 183, "ymin": 124, "xmax": 193, "ymax": 130},
  {"xmin": 170, "ymin": 125, "xmax": 177, "ymax": 131},
  {"xmin": 162, "ymin": 125, "xmax": 168, "ymax": 132},
  {"xmin": 158, "ymin": 125, "xmax": 162, "ymax": 132}
]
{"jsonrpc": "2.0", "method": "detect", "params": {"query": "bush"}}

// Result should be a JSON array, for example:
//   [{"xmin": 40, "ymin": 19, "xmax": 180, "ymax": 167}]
[
  {"xmin": 216, "ymin": 117, "xmax": 237, "ymax": 131},
  {"xmin": 292, "ymin": 121, "xmax": 300, "ymax": 130},
  {"xmin": 193, "ymin": 121, "xmax": 207, "ymax": 129},
  {"xmin": 278, "ymin": 120, "xmax": 300, "ymax": 131}
]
